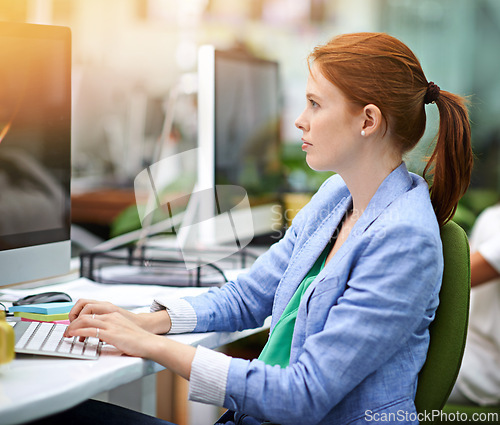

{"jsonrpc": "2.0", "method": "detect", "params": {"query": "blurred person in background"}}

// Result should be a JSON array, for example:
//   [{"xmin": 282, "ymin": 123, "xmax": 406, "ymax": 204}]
[{"xmin": 449, "ymin": 203, "xmax": 500, "ymax": 406}]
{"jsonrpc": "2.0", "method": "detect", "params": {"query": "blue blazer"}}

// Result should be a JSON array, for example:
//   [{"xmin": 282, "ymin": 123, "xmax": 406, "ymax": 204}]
[{"xmin": 186, "ymin": 163, "xmax": 443, "ymax": 425}]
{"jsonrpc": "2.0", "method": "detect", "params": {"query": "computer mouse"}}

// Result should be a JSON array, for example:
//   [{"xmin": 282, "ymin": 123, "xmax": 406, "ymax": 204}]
[{"xmin": 13, "ymin": 291, "xmax": 73, "ymax": 306}]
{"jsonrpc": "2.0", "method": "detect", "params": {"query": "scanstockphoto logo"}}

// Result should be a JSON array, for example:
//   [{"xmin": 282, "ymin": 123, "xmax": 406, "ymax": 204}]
[
  {"xmin": 365, "ymin": 409, "xmax": 499, "ymax": 423},
  {"xmin": 134, "ymin": 148, "xmax": 254, "ymax": 270}
]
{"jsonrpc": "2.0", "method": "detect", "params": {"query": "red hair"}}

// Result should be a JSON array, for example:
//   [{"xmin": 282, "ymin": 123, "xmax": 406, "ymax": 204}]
[{"xmin": 309, "ymin": 32, "xmax": 473, "ymax": 226}]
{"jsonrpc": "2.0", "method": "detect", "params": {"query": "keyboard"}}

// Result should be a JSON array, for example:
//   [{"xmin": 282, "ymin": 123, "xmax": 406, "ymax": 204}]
[{"xmin": 12, "ymin": 321, "xmax": 102, "ymax": 360}]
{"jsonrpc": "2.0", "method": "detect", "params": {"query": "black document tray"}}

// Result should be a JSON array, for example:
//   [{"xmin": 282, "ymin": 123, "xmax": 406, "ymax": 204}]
[{"xmin": 80, "ymin": 244, "xmax": 258, "ymax": 287}]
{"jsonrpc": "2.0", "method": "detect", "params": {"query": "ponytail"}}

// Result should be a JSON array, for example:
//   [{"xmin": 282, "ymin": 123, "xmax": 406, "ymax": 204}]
[{"xmin": 423, "ymin": 90, "xmax": 473, "ymax": 226}]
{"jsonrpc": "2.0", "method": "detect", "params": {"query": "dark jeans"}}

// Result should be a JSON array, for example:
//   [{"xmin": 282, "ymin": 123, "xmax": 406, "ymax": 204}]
[
  {"xmin": 26, "ymin": 399, "xmax": 176, "ymax": 425},
  {"xmin": 26, "ymin": 400, "xmax": 274, "ymax": 425}
]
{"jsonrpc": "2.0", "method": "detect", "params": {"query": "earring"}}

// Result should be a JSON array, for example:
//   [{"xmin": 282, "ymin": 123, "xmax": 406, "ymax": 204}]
[{"xmin": 361, "ymin": 130, "xmax": 366, "ymax": 136}]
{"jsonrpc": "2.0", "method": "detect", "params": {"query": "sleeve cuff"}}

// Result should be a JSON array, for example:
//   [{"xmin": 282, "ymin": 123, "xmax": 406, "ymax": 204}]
[
  {"xmin": 150, "ymin": 298, "xmax": 197, "ymax": 334},
  {"xmin": 188, "ymin": 345, "xmax": 232, "ymax": 407}
]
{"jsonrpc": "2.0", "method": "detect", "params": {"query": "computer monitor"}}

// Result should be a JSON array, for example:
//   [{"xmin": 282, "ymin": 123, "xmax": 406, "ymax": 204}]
[
  {"xmin": 0, "ymin": 22, "xmax": 71, "ymax": 286},
  {"xmin": 194, "ymin": 45, "xmax": 283, "ymax": 247}
]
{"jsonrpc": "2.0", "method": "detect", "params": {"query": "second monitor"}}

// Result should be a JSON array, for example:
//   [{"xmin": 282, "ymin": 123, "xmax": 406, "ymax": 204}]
[{"xmin": 194, "ymin": 45, "xmax": 283, "ymax": 247}]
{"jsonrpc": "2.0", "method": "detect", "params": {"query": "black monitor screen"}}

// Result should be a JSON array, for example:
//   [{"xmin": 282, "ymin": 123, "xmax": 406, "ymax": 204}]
[
  {"xmin": 214, "ymin": 51, "xmax": 282, "ymax": 203},
  {"xmin": 0, "ymin": 22, "xmax": 71, "ymax": 251}
]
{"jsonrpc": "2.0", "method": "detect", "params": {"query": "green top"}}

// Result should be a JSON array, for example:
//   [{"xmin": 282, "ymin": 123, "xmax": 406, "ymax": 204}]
[{"xmin": 258, "ymin": 241, "xmax": 332, "ymax": 368}]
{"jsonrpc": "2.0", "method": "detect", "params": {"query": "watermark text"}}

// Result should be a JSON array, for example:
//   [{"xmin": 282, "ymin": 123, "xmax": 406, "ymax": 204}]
[{"xmin": 365, "ymin": 409, "xmax": 499, "ymax": 423}]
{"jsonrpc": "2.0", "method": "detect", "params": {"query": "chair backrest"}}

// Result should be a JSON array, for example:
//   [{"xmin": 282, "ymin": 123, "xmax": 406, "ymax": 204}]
[{"xmin": 415, "ymin": 220, "xmax": 471, "ymax": 417}]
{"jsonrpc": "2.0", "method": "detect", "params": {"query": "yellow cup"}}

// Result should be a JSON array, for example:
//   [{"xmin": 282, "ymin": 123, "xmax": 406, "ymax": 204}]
[{"xmin": 0, "ymin": 310, "xmax": 15, "ymax": 364}]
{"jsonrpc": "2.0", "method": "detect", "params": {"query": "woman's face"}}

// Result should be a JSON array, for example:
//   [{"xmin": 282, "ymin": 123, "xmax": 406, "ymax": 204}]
[{"xmin": 295, "ymin": 63, "xmax": 363, "ymax": 173}]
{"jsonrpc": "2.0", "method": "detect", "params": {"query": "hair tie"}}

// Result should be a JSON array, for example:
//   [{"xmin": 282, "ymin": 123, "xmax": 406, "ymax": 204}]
[{"xmin": 424, "ymin": 81, "xmax": 440, "ymax": 104}]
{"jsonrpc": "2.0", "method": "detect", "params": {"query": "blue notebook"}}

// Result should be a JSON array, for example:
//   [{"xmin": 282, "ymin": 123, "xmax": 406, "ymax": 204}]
[{"xmin": 9, "ymin": 302, "xmax": 75, "ymax": 315}]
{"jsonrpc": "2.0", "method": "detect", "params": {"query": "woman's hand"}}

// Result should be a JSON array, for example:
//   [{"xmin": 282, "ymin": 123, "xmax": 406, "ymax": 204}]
[
  {"xmin": 69, "ymin": 299, "xmax": 134, "ymax": 323},
  {"xmin": 68, "ymin": 299, "xmax": 172, "ymax": 334},
  {"xmin": 64, "ymin": 311, "xmax": 158, "ymax": 358},
  {"xmin": 64, "ymin": 311, "xmax": 195, "ymax": 380}
]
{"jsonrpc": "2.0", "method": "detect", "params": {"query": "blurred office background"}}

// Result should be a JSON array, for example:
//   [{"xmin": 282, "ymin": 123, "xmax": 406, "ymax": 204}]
[
  {"xmin": 1, "ymin": 0, "xmax": 498, "ymax": 236},
  {"xmin": 1, "ymin": 0, "xmax": 499, "ymax": 423}
]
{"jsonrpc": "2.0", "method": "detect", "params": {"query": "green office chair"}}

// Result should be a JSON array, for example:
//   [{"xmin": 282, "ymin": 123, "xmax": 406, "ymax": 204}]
[{"xmin": 414, "ymin": 220, "xmax": 471, "ymax": 423}]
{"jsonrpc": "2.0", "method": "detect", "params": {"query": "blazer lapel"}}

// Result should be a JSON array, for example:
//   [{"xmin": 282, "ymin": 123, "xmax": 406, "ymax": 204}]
[
  {"xmin": 274, "ymin": 163, "xmax": 414, "ymax": 325},
  {"xmin": 307, "ymin": 162, "xmax": 414, "ymax": 291},
  {"xmin": 272, "ymin": 194, "xmax": 352, "ymax": 324}
]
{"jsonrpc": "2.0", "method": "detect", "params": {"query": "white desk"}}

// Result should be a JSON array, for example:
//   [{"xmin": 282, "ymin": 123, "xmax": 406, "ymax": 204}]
[
  {"xmin": 0, "ymin": 327, "xmax": 267, "ymax": 425},
  {"xmin": 0, "ymin": 277, "xmax": 269, "ymax": 425}
]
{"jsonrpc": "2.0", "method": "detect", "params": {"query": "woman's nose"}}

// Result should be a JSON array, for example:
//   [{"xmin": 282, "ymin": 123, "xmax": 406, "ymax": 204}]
[{"xmin": 295, "ymin": 111, "xmax": 307, "ymax": 131}]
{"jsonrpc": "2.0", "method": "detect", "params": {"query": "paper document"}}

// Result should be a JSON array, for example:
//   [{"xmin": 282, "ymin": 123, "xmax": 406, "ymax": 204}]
[{"xmin": 0, "ymin": 277, "xmax": 212, "ymax": 309}]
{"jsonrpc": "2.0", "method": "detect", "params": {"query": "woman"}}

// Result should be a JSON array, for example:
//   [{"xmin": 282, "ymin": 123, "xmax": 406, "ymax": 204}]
[{"xmin": 46, "ymin": 32, "xmax": 472, "ymax": 425}]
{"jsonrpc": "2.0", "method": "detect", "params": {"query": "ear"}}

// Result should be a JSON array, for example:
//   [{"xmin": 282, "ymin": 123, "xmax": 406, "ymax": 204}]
[{"xmin": 361, "ymin": 104, "xmax": 383, "ymax": 136}]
